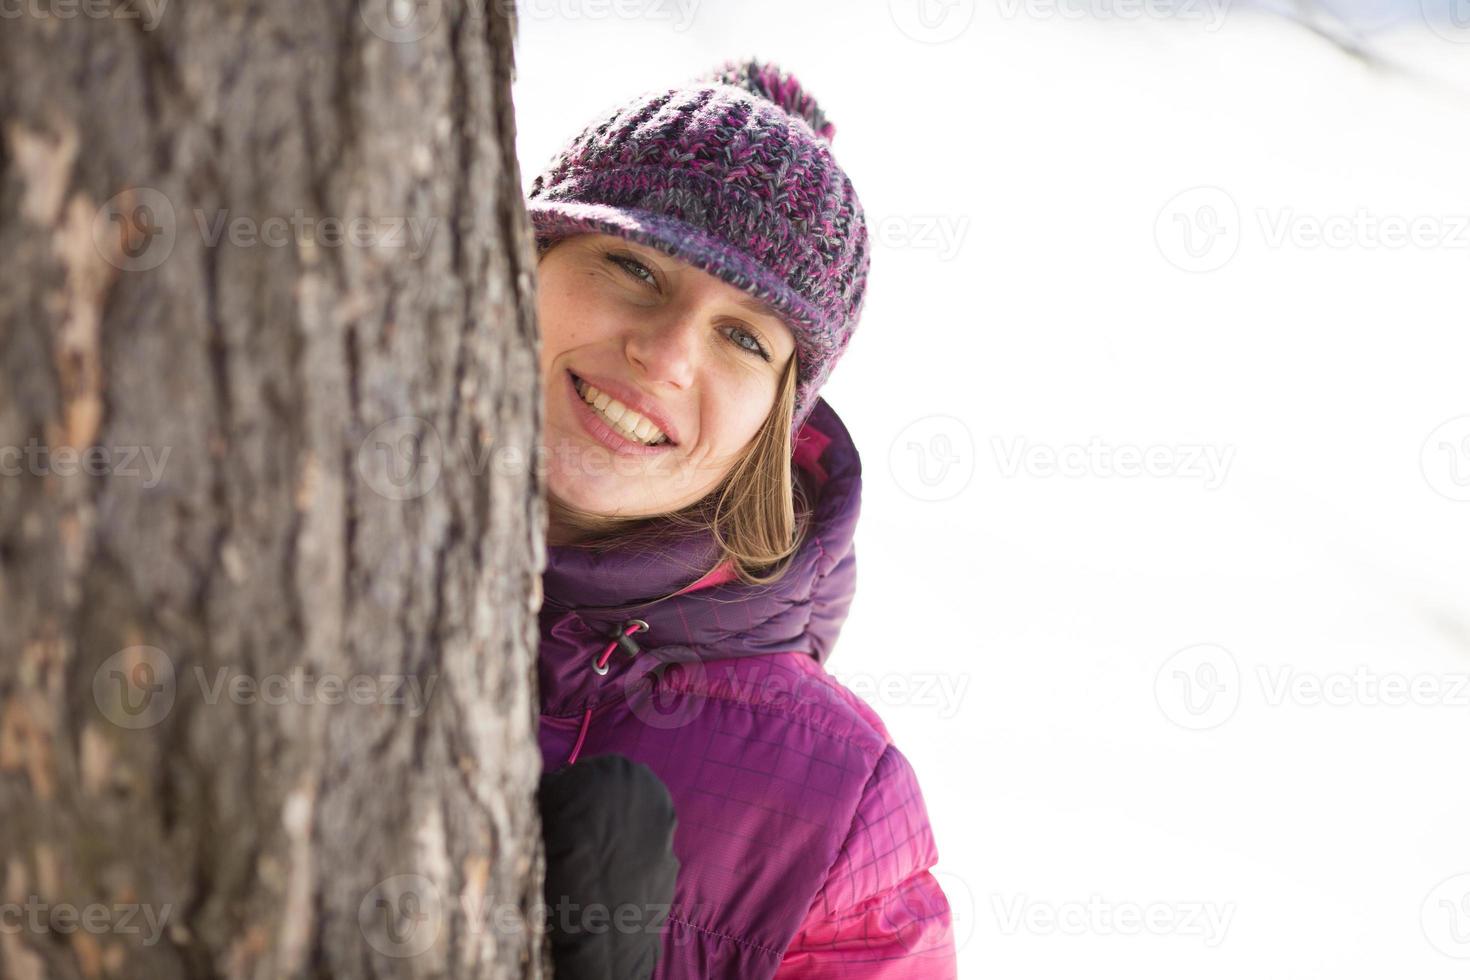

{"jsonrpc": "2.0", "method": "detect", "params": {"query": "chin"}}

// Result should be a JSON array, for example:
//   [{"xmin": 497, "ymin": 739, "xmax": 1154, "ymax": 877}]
[{"xmin": 548, "ymin": 472, "xmax": 629, "ymax": 519}]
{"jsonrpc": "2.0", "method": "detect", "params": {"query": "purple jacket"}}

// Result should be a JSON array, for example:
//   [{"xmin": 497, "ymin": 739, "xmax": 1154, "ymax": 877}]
[{"xmin": 537, "ymin": 397, "xmax": 957, "ymax": 978}]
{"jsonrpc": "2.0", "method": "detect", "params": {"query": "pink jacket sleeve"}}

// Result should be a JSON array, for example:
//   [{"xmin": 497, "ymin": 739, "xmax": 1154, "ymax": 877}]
[{"xmin": 773, "ymin": 743, "xmax": 958, "ymax": 979}]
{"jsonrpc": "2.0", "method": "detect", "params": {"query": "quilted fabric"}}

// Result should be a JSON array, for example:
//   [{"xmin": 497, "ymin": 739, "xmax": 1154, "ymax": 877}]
[{"xmin": 536, "ymin": 397, "xmax": 956, "ymax": 978}]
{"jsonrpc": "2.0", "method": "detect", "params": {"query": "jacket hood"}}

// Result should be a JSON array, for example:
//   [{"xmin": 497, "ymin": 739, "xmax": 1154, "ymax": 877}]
[{"xmin": 537, "ymin": 396, "xmax": 862, "ymax": 717}]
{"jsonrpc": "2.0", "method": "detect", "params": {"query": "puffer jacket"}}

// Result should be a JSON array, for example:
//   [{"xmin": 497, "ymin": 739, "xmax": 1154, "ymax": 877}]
[{"xmin": 536, "ymin": 396, "xmax": 957, "ymax": 979}]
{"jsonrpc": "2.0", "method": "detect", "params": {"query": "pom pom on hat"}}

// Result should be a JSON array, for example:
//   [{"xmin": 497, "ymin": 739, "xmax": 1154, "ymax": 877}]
[{"xmin": 695, "ymin": 57, "xmax": 837, "ymax": 144}]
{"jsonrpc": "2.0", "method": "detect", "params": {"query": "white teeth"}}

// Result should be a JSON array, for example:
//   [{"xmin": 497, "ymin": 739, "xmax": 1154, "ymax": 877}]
[{"xmin": 574, "ymin": 377, "xmax": 669, "ymax": 446}]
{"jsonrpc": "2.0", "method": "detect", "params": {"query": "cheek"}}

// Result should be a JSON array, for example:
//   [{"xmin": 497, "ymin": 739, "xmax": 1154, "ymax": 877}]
[
  {"xmin": 537, "ymin": 274, "xmax": 616, "ymax": 362},
  {"xmin": 703, "ymin": 375, "xmax": 776, "ymax": 449}
]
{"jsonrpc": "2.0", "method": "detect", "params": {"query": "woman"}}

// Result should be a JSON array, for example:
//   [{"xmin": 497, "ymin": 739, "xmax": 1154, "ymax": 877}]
[{"xmin": 529, "ymin": 58, "xmax": 956, "ymax": 979}]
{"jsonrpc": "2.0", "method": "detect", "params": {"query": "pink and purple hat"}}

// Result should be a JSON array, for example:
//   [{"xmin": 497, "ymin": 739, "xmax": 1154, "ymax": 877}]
[{"xmin": 525, "ymin": 57, "xmax": 871, "ymax": 444}]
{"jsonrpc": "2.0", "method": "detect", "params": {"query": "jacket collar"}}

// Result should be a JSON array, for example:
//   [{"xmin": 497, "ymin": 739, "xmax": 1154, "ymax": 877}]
[{"xmin": 537, "ymin": 396, "xmax": 862, "ymax": 716}]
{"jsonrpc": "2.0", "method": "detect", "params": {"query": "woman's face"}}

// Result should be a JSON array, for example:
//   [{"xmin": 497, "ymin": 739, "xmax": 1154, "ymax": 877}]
[{"xmin": 537, "ymin": 233, "xmax": 797, "ymax": 518}]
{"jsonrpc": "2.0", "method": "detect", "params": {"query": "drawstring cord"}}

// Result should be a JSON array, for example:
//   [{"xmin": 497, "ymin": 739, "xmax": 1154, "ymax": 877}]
[{"xmin": 565, "ymin": 619, "xmax": 648, "ymax": 766}]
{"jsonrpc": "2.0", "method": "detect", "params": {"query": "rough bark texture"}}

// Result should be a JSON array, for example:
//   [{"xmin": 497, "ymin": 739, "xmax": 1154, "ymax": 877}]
[{"xmin": 0, "ymin": 1, "xmax": 549, "ymax": 977}]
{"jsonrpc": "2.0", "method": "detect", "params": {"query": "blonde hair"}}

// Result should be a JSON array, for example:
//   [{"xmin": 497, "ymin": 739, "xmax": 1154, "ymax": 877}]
[{"xmin": 545, "ymin": 349, "xmax": 815, "ymax": 591}]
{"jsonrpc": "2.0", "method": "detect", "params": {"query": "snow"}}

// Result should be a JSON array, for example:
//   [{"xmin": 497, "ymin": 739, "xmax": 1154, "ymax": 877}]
[{"xmin": 513, "ymin": 7, "xmax": 1470, "ymax": 976}]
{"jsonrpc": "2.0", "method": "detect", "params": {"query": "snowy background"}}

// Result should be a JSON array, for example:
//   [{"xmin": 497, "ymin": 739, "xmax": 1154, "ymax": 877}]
[{"xmin": 511, "ymin": 4, "xmax": 1470, "ymax": 976}]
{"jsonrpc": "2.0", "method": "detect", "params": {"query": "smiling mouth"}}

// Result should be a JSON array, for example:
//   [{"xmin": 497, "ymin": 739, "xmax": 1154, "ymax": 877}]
[{"xmin": 570, "ymin": 372, "xmax": 674, "ymax": 447}]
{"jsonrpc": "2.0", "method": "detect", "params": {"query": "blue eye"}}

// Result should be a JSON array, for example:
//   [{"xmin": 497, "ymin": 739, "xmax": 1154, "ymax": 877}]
[
  {"xmin": 607, "ymin": 252, "xmax": 657, "ymax": 286},
  {"xmin": 607, "ymin": 250, "xmax": 772, "ymax": 362},
  {"xmin": 725, "ymin": 324, "xmax": 773, "ymax": 362}
]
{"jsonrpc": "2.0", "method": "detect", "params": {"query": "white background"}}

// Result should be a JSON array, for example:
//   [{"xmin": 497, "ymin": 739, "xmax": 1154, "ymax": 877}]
[{"xmin": 512, "ymin": 4, "xmax": 1470, "ymax": 975}]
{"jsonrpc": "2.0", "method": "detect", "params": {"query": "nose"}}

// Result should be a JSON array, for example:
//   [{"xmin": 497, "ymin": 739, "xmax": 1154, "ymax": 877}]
[{"xmin": 625, "ymin": 307, "xmax": 700, "ymax": 390}]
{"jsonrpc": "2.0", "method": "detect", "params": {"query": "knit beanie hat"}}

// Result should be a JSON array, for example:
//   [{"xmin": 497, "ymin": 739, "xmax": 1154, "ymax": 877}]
[{"xmin": 525, "ymin": 57, "xmax": 871, "ymax": 445}]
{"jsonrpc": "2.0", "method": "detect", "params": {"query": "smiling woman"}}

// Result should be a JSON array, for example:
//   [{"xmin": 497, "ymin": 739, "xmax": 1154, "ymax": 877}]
[
  {"xmin": 525, "ymin": 57, "xmax": 956, "ymax": 980},
  {"xmin": 536, "ymin": 231, "xmax": 810, "ymax": 586}
]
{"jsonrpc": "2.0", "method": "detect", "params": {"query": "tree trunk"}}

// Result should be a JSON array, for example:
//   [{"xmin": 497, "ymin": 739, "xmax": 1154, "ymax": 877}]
[{"xmin": 0, "ymin": 1, "xmax": 549, "ymax": 977}]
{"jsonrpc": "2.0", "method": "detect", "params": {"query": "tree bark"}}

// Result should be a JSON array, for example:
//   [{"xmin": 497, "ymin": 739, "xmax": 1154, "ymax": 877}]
[{"xmin": 0, "ymin": 1, "xmax": 548, "ymax": 977}]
